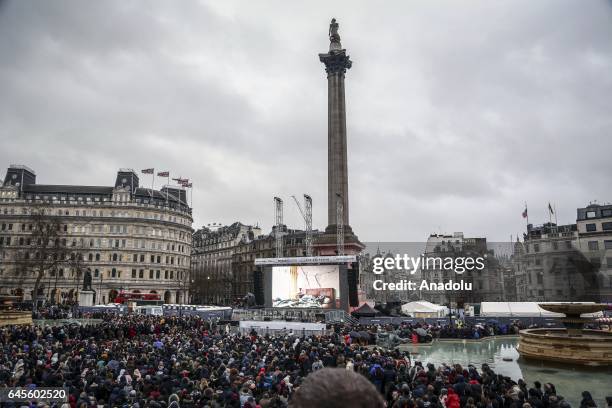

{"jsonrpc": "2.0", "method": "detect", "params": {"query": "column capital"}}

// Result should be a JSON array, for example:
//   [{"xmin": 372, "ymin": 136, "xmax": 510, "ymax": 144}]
[{"xmin": 319, "ymin": 50, "xmax": 352, "ymax": 75}]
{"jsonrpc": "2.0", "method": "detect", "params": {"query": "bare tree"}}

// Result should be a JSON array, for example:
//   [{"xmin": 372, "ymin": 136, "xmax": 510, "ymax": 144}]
[{"xmin": 14, "ymin": 204, "xmax": 84, "ymax": 311}]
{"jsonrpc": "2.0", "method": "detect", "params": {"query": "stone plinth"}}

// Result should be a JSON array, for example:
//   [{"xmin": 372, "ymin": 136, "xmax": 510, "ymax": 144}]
[
  {"xmin": 79, "ymin": 290, "xmax": 95, "ymax": 307},
  {"xmin": 314, "ymin": 225, "xmax": 364, "ymax": 256}
]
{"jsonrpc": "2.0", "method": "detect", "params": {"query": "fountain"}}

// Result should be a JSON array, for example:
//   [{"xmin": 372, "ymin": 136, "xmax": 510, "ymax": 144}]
[{"xmin": 517, "ymin": 303, "xmax": 612, "ymax": 366}]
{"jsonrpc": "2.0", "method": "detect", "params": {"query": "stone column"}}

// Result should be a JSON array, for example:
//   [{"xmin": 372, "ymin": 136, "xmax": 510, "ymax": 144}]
[{"xmin": 319, "ymin": 24, "xmax": 352, "ymax": 231}]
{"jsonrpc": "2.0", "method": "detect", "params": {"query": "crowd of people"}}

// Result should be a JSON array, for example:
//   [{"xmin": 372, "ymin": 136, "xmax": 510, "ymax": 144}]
[
  {"xmin": 30, "ymin": 304, "xmax": 81, "ymax": 321},
  {"xmin": 0, "ymin": 314, "xmax": 608, "ymax": 408}
]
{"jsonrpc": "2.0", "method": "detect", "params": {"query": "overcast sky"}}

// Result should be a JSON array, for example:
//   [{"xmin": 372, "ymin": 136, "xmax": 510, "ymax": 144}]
[{"xmin": 1, "ymin": 0, "xmax": 611, "ymax": 242}]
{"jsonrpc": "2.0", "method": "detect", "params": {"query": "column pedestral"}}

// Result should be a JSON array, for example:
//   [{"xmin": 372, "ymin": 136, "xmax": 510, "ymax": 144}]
[{"xmin": 79, "ymin": 290, "xmax": 95, "ymax": 307}]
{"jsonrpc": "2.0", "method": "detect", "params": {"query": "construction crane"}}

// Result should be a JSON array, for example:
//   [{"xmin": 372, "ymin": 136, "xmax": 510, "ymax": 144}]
[
  {"xmin": 274, "ymin": 197, "xmax": 284, "ymax": 257},
  {"xmin": 292, "ymin": 194, "xmax": 313, "ymax": 256},
  {"xmin": 336, "ymin": 193, "xmax": 344, "ymax": 256}
]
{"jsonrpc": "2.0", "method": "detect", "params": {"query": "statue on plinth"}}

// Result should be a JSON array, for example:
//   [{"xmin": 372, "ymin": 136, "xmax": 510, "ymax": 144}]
[
  {"xmin": 82, "ymin": 269, "xmax": 93, "ymax": 291},
  {"xmin": 329, "ymin": 18, "xmax": 342, "ymax": 50}
]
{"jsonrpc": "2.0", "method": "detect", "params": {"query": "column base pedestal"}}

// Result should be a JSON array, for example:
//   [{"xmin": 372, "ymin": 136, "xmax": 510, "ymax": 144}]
[{"xmin": 314, "ymin": 225, "xmax": 364, "ymax": 256}]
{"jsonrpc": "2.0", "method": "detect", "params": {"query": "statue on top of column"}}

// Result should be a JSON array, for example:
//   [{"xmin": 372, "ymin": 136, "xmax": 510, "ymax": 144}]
[{"xmin": 329, "ymin": 18, "xmax": 341, "ymax": 49}]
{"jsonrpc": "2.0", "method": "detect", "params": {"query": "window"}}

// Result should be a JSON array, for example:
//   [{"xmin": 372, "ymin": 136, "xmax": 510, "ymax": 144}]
[
  {"xmin": 149, "ymin": 270, "xmax": 153, "ymax": 279},
  {"xmin": 586, "ymin": 211, "xmax": 596, "ymax": 218},
  {"xmin": 111, "ymin": 268, "xmax": 117, "ymax": 278},
  {"xmin": 156, "ymin": 270, "xmax": 160, "ymax": 279},
  {"xmin": 602, "ymin": 209, "xmax": 612, "ymax": 217},
  {"xmin": 552, "ymin": 242, "xmax": 558, "ymax": 250},
  {"xmin": 588, "ymin": 241, "xmax": 599, "ymax": 251},
  {"xmin": 605, "ymin": 240, "xmax": 612, "ymax": 250},
  {"xmin": 139, "ymin": 269, "xmax": 144, "ymax": 279},
  {"xmin": 533, "ymin": 244, "xmax": 540, "ymax": 253},
  {"xmin": 603, "ymin": 222, "xmax": 612, "ymax": 231},
  {"xmin": 586, "ymin": 223, "xmax": 597, "ymax": 232},
  {"xmin": 607, "ymin": 258, "xmax": 612, "ymax": 268},
  {"xmin": 132, "ymin": 269, "xmax": 136, "ymax": 278}
]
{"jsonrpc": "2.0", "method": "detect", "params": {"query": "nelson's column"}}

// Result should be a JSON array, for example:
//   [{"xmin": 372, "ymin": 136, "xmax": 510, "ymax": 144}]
[{"xmin": 316, "ymin": 18, "xmax": 364, "ymax": 256}]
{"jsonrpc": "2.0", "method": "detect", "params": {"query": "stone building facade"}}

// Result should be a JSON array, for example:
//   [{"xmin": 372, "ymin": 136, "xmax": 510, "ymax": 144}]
[
  {"xmin": 420, "ymin": 233, "xmax": 504, "ymax": 306},
  {"xmin": 576, "ymin": 203, "xmax": 612, "ymax": 302},
  {"xmin": 191, "ymin": 223, "xmax": 320, "ymax": 305},
  {"xmin": 0, "ymin": 165, "xmax": 193, "ymax": 304},
  {"xmin": 191, "ymin": 222, "xmax": 262, "ymax": 305},
  {"xmin": 511, "ymin": 222, "xmax": 595, "ymax": 302}
]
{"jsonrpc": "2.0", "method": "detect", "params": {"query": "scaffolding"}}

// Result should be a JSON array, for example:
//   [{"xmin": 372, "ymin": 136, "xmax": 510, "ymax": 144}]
[
  {"xmin": 292, "ymin": 194, "xmax": 313, "ymax": 256},
  {"xmin": 274, "ymin": 197, "xmax": 284, "ymax": 257}
]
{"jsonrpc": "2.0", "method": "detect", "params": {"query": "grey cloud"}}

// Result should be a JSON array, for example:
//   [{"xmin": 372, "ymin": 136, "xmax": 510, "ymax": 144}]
[{"xmin": 1, "ymin": 0, "xmax": 611, "ymax": 242}]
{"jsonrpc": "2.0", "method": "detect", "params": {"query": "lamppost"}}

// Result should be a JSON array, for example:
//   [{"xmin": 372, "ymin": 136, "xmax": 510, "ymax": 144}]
[{"xmin": 98, "ymin": 274, "xmax": 103, "ymax": 304}]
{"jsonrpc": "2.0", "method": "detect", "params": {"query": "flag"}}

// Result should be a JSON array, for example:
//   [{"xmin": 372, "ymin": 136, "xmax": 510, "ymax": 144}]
[
  {"xmin": 141, "ymin": 168, "xmax": 154, "ymax": 174},
  {"xmin": 522, "ymin": 206, "xmax": 528, "ymax": 219},
  {"xmin": 157, "ymin": 171, "xmax": 169, "ymax": 177},
  {"xmin": 548, "ymin": 202, "xmax": 554, "ymax": 214},
  {"xmin": 185, "ymin": 182, "xmax": 192, "ymax": 188},
  {"xmin": 173, "ymin": 177, "xmax": 188, "ymax": 183}
]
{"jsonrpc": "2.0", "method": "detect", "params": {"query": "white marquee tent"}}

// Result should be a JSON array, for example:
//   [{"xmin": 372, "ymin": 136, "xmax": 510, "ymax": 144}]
[
  {"xmin": 479, "ymin": 302, "xmax": 602, "ymax": 317},
  {"xmin": 401, "ymin": 300, "xmax": 449, "ymax": 318}
]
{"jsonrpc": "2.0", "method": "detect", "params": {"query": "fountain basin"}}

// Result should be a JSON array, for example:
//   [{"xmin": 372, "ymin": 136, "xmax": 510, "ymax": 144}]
[
  {"xmin": 518, "ymin": 328, "xmax": 612, "ymax": 366},
  {"xmin": 538, "ymin": 303, "xmax": 607, "ymax": 316}
]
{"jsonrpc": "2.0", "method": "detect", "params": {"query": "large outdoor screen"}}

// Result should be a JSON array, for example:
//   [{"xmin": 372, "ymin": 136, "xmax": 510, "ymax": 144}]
[{"xmin": 271, "ymin": 265, "xmax": 340, "ymax": 308}]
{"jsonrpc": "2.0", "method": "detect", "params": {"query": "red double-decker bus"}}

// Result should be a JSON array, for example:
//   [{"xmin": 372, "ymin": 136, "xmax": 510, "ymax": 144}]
[{"xmin": 113, "ymin": 291, "xmax": 162, "ymax": 305}]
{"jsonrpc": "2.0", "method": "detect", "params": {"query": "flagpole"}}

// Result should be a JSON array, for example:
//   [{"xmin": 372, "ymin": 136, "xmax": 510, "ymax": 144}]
[
  {"xmin": 152, "ymin": 170, "xmax": 155, "ymax": 198},
  {"xmin": 554, "ymin": 203, "xmax": 558, "ymax": 225}
]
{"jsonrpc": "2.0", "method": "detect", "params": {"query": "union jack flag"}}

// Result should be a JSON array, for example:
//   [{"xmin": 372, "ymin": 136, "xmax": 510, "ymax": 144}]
[
  {"xmin": 141, "ymin": 168, "xmax": 154, "ymax": 174},
  {"xmin": 157, "ymin": 171, "xmax": 169, "ymax": 177}
]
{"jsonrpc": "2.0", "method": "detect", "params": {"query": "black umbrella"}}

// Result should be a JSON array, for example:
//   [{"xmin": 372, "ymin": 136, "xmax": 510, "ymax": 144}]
[{"xmin": 415, "ymin": 328, "xmax": 428, "ymax": 337}]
